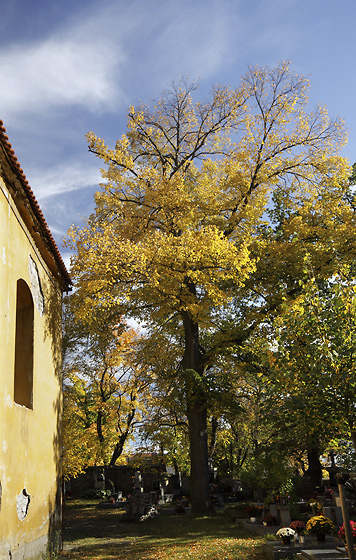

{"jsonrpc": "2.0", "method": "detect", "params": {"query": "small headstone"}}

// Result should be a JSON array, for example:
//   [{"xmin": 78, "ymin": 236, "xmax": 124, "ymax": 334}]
[
  {"xmin": 279, "ymin": 506, "xmax": 291, "ymax": 527},
  {"xmin": 134, "ymin": 471, "xmax": 143, "ymax": 493},
  {"xmin": 323, "ymin": 505, "xmax": 343, "ymax": 526},
  {"xmin": 94, "ymin": 468, "xmax": 105, "ymax": 490}
]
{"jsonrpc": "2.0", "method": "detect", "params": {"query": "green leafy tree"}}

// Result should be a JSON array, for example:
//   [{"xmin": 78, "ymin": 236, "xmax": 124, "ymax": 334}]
[{"xmin": 270, "ymin": 264, "xmax": 356, "ymax": 475}]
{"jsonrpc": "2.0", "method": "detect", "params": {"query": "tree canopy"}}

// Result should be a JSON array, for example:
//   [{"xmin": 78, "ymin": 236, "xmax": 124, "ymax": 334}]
[
  {"xmin": 62, "ymin": 305, "xmax": 152, "ymax": 479},
  {"xmin": 66, "ymin": 62, "xmax": 351, "ymax": 512}
]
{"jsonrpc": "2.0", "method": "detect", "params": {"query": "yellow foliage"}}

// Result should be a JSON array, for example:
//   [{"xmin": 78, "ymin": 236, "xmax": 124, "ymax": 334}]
[
  {"xmin": 67, "ymin": 64, "xmax": 350, "ymax": 334},
  {"xmin": 62, "ymin": 317, "xmax": 150, "ymax": 477},
  {"xmin": 64, "ymin": 66, "xmax": 353, "ymax": 498}
]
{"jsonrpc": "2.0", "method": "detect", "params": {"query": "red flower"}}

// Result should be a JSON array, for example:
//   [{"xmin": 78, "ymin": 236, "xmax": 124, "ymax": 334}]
[
  {"xmin": 290, "ymin": 520, "xmax": 306, "ymax": 534},
  {"xmin": 339, "ymin": 521, "xmax": 356, "ymax": 542}
]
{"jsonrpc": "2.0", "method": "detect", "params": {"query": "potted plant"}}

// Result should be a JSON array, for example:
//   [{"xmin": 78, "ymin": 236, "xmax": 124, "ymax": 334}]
[
  {"xmin": 306, "ymin": 499, "xmax": 323, "ymax": 515},
  {"xmin": 338, "ymin": 520, "xmax": 356, "ymax": 554},
  {"xmin": 306, "ymin": 515, "xmax": 334, "ymax": 542},
  {"xmin": 290, "ymin": 520, "xmax": 306, "ymax": 543},
  {"xmin": 276, "ymin": 527, "xmax": 296, "ymax": 545},
  {"xmin": 246, "ymin": 504, "xmax": 262, "ymax": 522}
]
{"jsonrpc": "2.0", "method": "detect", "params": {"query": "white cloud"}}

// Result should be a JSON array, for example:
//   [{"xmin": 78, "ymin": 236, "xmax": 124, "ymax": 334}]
[
  {"xmin": 0, "ymin": 0, "xmax": 242, "ymax": 122},
  {"xmin": 28, "ymin": 159, "xmax": 101, "ymax": 243},
  {"xmin": 30, "ymin": 160, "xmax": 102, "ymax": 201},
  {"xmin": 0, "ymin": 37, "xmax": 124, "ymax": 118},
  {"xmin": 0, "ymin": 1, "xmax": 137, "ymax": 121}
]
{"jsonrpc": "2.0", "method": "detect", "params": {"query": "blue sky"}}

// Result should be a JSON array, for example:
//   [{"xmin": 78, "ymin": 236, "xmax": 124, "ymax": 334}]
[{"xmin": 1, "ymin": 0, "xmax": 355, "ymax": 268}]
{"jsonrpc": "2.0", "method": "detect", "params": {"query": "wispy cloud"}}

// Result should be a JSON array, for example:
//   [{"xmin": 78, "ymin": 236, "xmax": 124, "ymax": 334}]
[
  {"xmin": 2, "ymin": 0, "xmax": 312, "ymax": 254},
  {"xmin": 0, "ymin": 0, "xmax": 242, "ymax": 123},
  {"xmin": 30, "ymin": 160, "xmax": 101, "ymax": 201},
  {"xmin": 0, "ymin": 38, "xmax": 124, "ymax": 120},
  {"xmin": 29, "ymin": 160, "xmax": 101, "ymax": 243},
  {"xmin": 130, "ymin": 1, "xmax": 236, "ymax": 81}
]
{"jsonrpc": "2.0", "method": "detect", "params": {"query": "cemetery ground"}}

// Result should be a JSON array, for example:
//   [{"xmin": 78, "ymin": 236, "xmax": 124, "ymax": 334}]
[{"xmin": 58, "ymin": 499, "xmax": 266, "ymax": 560}]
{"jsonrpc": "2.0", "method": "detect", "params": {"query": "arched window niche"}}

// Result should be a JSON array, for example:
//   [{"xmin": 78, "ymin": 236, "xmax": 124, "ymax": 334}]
[{"xmin": 14, "ymin": 279, "xmax": 34, "ymax": 409}]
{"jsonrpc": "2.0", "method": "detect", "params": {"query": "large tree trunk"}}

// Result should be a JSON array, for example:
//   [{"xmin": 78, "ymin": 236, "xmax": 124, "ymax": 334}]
[
  {"xmin": 109, "ymin": 432, "xmax": 129, "ymax": 466},
  {"xmin": 182, "ymin": 308, "xmax": 210, "ymax": 514},
  {"xmin": 306, "ymin": 444, "xmax": 323, "ymax": 489},
  {"xmin": 186, "ymin": 399, "xmax": 210, "ymax": 514},
  {"xmin": 109, "ymin": 402, "xmax": 136, "ymax": 466}
]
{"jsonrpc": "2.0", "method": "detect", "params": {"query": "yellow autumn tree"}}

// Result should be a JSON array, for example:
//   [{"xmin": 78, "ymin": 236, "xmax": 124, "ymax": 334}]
[
  {"xmin": 67, "ymin": 63, "xmax": 350, "ymax": 512},
  {"xmin": 62, "ymin": 307, "xmax": 151, "ymax": 479}
]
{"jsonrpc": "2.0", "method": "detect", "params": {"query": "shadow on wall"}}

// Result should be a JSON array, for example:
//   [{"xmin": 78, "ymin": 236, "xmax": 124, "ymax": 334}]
[
  {"xmin": 44, "ymin": 280, "xmax": 64, "ymax": 557},
  {"xmin": 47, "ymin": 383, "xmax": 62, "ymax": 557},
  {"xmin": 43, "ymin": 279, "xmax": 63, "ymax": 381}
]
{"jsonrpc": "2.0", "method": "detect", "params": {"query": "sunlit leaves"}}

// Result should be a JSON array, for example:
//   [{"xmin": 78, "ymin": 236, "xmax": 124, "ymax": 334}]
[
  {"xmin": 270, "ymin": 266, "xmax": 356, "ymax": 448},
  {"xmin": 68, "ymin": 63, "xmax": 350, "ymax": 335},
  {"xmin": 66, "ymin": 64, "xmax": 352, "ymax": 501},
  {"xmin": 62, "ymin": 317, "xmax": 150, "ymax": 477}
]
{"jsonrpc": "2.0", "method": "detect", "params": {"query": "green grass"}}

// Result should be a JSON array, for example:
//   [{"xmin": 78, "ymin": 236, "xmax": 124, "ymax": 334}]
[{"xmin": 58, "ymin": 500, "xmax": 266, "ymax": 560}]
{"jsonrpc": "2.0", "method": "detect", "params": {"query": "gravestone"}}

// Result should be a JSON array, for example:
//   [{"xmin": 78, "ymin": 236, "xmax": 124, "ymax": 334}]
[
  {"xmin": 270, "ymin": 504, "xmax": 278, "ymax": 518},
  {"xmin": 134, "ymin": 471, "xmax": 143, "ymax": 493},
  {"xmin": 153, "ymin": 480, "xmax": 165, "ymax": 504},
  {"xmin": 323, "ymin": 505, "xmax": 343, "ymax": 526},
  {"xmin": 94, "ymin": 468, "xmax": 105, "ymax": 490},
  {"xmin": 130, "ymin": 492, "xmax": 153, "ymax": 516},
  {"xmin": 279, "ymin": 506, "xmax": 291, "ymax": 526},
  {"xmin": 128, "ymin": 471, "xmax": 154, "ymax": 517}
]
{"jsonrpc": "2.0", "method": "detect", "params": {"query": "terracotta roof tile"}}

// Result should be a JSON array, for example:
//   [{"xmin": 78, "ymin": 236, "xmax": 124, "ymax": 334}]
[{"xmin": 0, "ymin": 119, "xmax": 71, "ymax": 289}]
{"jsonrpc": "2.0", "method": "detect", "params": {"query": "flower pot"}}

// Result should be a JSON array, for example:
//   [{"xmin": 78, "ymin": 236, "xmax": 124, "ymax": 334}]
[
  {"xmin": 282, "ymin": 536, "xmax": 291, "ymax": 545},
  {"xmin": 299, "ymin": 535, "xmax": 305, "ymax": 544},
  {"xmin": 316, "ymin": 531, "xmax": 325, "ymax": 542}
]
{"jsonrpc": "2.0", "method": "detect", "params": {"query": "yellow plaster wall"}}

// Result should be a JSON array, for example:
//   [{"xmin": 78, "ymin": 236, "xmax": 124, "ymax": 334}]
[{"xmin": 0, "ymin": 177, "xmax": 62, "ymax": 559}]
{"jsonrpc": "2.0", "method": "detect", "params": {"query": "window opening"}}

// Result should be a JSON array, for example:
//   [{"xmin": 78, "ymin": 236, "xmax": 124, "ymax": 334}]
[{"xmin": 14, "ymin": 279, "xmax": 34, "ymax": 409}]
